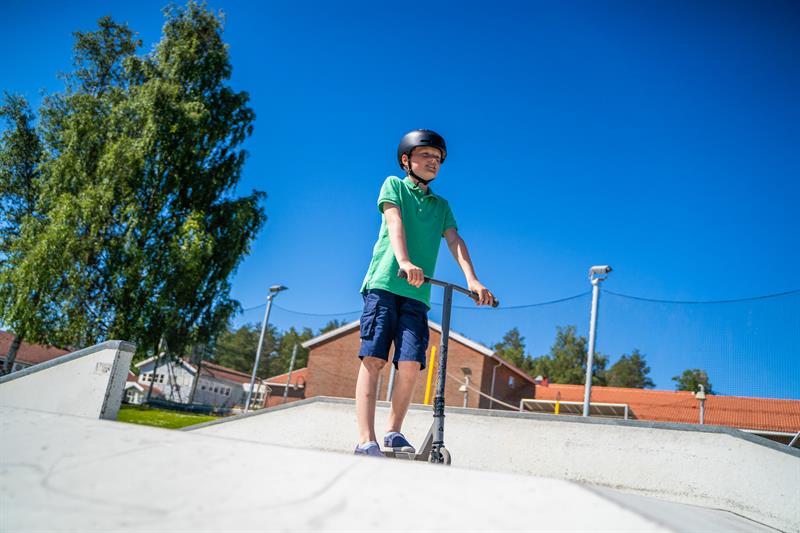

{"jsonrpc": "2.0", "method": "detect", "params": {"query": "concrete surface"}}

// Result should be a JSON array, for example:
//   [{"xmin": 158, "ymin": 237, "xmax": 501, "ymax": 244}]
[
  {"xmin": 0, "ymin": 341, "xmax": 135, "ymax": 420},
  {"xmin": 188, "ymin": 397, "xmax": 800, "ymax": 532},
  {"xmin": 1, "ymin": 404, "xmax": 781, "ymax": 533}
]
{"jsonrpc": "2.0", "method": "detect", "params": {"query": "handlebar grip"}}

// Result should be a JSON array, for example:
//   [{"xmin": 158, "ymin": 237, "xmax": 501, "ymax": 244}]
[{"xmin": 398, "ymin": 269, "xmax": 499, "ymax": 307}]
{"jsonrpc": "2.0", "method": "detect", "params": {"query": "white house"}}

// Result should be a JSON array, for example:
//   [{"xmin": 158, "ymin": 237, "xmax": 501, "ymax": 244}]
[
  {"xmin": 134, "ymin": 357, "xmax": 268, "ymax": 409},
  {"xmin": 123, "ymin": 371, "xmax": 145, "ymax": 405}
]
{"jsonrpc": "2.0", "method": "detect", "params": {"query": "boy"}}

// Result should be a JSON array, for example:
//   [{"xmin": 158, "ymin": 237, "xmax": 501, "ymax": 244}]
[{"xmin": 355, "ymin": 129, "xmax": 495, "ymax": 457}]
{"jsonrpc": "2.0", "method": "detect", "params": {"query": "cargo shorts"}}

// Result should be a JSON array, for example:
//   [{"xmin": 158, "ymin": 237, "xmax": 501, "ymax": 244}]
[{"xmin": 358, "ymin": 289, "xmax": 430, "ymax": 370}]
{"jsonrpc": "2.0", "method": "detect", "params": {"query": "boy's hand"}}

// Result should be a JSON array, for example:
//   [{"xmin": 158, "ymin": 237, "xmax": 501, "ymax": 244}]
[
  {"xmin": 399, "ymin": 261, "xmax": 425, "ymax": 288},
  {"xmin": 468, "ymin": 280, "xmax": 496, "ymax": 306}
]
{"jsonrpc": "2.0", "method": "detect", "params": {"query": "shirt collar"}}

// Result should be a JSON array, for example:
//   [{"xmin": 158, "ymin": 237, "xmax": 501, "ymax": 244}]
[{"xmin": 403, "ymin": 175, "xmax": 435, "ymax": 198}]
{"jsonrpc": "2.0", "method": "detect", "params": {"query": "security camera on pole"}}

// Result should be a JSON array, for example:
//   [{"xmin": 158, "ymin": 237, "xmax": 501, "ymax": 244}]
[
  {"xmin": 244, "ymin": 284, "xmax": 288, "ymax": 412},
  {"xmin": 583, "ymin": 266, "xmax": 612, "ymax": 417}
]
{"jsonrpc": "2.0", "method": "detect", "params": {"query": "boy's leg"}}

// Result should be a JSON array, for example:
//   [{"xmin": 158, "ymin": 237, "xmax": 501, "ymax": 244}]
[
  {"xmin": 386, "ymin": 361, "xmax": 420, "ymax": 433},
  {"xmin": 355, "ymin": 289, "xmax": 396, "ymax": 448},
  {"xmin": 385, "ymin": 296, "xmax": 429, "ymax": 436},
  {"xmin": 355, "ymin": 356, "xmax": 386, "ymax": 445}
]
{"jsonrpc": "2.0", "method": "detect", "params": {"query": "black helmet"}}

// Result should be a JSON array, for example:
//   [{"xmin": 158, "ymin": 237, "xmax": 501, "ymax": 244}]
[{"xmin": 397, "ymin": 129, "xmax": 447, "ymax": 170}]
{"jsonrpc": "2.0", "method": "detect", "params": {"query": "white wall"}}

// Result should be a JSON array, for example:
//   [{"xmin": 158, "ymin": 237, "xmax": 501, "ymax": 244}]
[
  {"xmin": 137, "ymin": 360, "xmax": 195, "ymax": 403},
  {"xmin": 0, "ymin": 341, "xmax": 135, "ymax": 420}
]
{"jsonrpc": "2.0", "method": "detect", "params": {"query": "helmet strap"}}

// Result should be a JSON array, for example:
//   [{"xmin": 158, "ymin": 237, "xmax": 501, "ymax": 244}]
[
  {"xmin": 409, "ymin": 168, "xmax": 434, "ymax": 186},
  {"xmin": 404, "ymin": 154, "xmax": 434, "ymax": 186}
]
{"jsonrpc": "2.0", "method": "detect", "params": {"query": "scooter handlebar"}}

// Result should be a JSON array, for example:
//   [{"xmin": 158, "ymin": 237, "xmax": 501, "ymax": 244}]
[{"xmin": 397, "ymin": 270, "xmax": 499, "ymax": 307}]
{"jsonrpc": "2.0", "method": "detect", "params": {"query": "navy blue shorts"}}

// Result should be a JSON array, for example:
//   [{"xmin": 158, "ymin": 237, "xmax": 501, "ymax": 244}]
[{"xmin": 358, "ymin": 289, "xmax": 430, "ymax": 370}]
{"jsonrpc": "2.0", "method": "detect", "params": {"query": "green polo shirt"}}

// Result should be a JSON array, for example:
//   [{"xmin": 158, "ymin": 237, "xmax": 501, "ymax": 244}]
[{"xmin": 360, "ymin": 175, "xmax": 458, "ymax": 308}]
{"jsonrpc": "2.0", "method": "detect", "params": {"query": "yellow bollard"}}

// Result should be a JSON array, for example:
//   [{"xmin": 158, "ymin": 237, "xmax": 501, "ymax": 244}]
[{"xmin": 423, "ymin": 345, "xmax": 437, "ymax": 405}]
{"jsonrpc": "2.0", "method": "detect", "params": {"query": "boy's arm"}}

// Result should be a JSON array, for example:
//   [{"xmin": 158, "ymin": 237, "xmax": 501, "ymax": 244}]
[
  {"xmin": 444, "ymin": 228, "xmax": 495, "ymax": 306},
  {"xmin": 383, "ymin": 203, "xmax": 425, "ymax": 288}
]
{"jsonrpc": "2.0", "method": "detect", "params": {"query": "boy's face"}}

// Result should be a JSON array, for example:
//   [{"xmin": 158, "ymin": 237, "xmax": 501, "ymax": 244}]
[{"xmin": 403, "ymin": 147, "xmax": 442, "ymax": 182}]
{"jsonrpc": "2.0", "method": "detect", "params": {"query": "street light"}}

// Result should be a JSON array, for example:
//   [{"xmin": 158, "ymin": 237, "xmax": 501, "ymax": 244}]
[
  {"xmin": 459, "ymin": 367, "xmax": 472, "ymax": 407},
  {"xmin": 244, "ymin": 284, "xmax": 288, "ymax": 412},
  {"xmin": 695, "ymin": 384, "xmax": 707, "ymax": 425},
  {"xmin": 583, "ymin": 265, "xmax": 612, "ymax": 417}
]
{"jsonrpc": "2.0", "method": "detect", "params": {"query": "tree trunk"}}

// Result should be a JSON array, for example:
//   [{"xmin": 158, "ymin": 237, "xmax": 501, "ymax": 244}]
[{"xmin": 2, "ymin": 334, "xmax": 23, "ymax": 375}]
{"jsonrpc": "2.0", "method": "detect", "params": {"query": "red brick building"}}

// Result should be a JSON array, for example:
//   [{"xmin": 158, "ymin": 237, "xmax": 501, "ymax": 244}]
[
  {"xmin": 301, "ymin": 320, "xmax": 535, "ymax": 409},
  {"xmin": 263, "ymin": 367, "xmax": 308, "ymax": 407},
  {"xmin": 0, "ymin": 331, "xmax": 69, "ymax": 374}
]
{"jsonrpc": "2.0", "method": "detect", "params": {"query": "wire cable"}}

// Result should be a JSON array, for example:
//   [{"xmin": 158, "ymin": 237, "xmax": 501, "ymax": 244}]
[
  {"xmin": 273, "ymin": 304, "xmax": 361, "ymax": 317},
  {"xmin": 603, "ymin": 288, "xmax": 800, "ymax": 305},
  {"xmin": 239, "ymin": 288, "xmax": 800, "ymax": 316}
]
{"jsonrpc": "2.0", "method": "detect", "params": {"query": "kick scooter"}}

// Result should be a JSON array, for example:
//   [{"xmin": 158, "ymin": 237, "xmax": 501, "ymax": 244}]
[{"xmin": 384, "ymin": 270, "xmax": 499, "ymax": 465}]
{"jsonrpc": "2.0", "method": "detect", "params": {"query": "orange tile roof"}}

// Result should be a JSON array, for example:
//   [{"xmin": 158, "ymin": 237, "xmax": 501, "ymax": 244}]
[
  {"xmin": 265, "ymin": 367, "xmax": 308, "ymax": 387},
  {"xmin": 0, "ymin": 331, "xmax": 70, "ymax": 366},
  {"xmin": 534, "ymin": 383, "xmax": 800, "ymax": 433}
]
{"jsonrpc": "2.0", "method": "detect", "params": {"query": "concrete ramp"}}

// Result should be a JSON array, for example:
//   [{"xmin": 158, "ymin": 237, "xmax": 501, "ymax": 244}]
[
  {"xmin": 0, "ymin": 340, "xmax": 134, "ymax": 420},
  {"xmin": 187, "ymin": 397, "xmax": 799, "ymax": 532},
  {"xmin": 0, "ymin": 404, "xmax": 780, "ymax": 532}
]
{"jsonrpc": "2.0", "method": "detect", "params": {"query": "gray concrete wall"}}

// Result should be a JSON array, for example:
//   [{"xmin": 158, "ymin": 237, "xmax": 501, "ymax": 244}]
[
  {"xmin": 0, "ymin": 341, "xmax": 135, "ymax": 420},
  {"xmin": 188, "ymin": 397, "xmax": 800, "ymax": 532}
]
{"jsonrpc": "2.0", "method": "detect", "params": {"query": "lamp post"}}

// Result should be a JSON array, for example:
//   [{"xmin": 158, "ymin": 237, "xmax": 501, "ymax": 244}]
[
  {"xmin": 583, "ymin": 265, "xmax": 612, "ymax": 417},
  {"xmin": 244, "ymin": 284, "xmax": 287, "ymax": 412},
  {"xmin": 459, "ymin": 367, "xmax": 472, "ymax": 407},
  {"xmin": 695, "ymin": 384, "xmax": 707, "ymax": 425}
]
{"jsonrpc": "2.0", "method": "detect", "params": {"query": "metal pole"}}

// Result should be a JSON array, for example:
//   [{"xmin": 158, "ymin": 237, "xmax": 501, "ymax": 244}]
[
  {"xmin": 431, "ymin": 285, "xmax": 453, "ymax": 462},
  {"xmin": 583, "ymin": 279, "xmax": 601, "ymax": 417},
  {"xmin": 283, "ymin": 344, "xmax": 298, "ymax": 404},
  {"xmin": 489, "ymin": 360, "xmax": 502, "ymax": 409},
  {"xmin": 245, "ymin": 293, "xmax": 275, "ymax": 412}
]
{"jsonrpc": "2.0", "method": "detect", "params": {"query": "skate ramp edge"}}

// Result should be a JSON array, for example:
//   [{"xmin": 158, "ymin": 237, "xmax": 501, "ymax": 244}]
[
  {"xmin": 187, "ymin": 396, "xmax": 800, "ymax": 532},
  {"xmin": 0, "ymin": 404, "xmax": 783, "ymax": 532},
  {"xmin": 0, "ymin": 340, "xmax": 135, "ymax": 420}
]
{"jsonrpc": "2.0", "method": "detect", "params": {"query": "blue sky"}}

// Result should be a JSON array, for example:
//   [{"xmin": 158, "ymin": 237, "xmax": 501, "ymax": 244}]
[{"xmin": 2, "ymin": 0, "xmax": 798, "ymax": 398}]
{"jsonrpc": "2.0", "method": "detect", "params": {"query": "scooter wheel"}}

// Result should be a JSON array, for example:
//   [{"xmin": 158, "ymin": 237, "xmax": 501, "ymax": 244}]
[{"xmin": 440, "ymin": 447, "xmax": 451, "ymax": 466}]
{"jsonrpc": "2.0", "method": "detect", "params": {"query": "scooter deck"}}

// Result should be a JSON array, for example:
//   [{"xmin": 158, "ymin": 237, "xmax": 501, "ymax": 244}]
[{"xmin": 383, "ymin": 425, "xmax": 434, "ymax": 461}]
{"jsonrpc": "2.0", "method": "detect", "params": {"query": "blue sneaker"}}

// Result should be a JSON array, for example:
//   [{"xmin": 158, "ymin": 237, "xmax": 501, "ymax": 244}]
[
  {"xmin": 383, "ymin": 432, "xmax": 415, "ymax": 453},
  {"xmin": 354, "ymin": 441, "xmax": 385, "ymax": 458}
]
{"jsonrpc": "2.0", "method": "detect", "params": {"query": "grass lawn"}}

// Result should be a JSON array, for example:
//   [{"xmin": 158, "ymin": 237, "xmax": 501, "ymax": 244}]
[{"xmin": 117, "ymin": 405, "xmax": 220, "ymax": 429}]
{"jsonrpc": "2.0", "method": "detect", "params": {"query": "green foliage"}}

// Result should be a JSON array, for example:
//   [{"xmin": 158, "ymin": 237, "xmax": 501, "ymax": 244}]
[
  {"xmin": 529, "ymin": 326, "xmax": 608, "ymax": 385},
  {"xmin": 0, "ymin": 3, "xmax": 265, "ymax": 358},
  {"xmin": 0, "ymin": 94, "xmax": 54, "ymax": 347},
  {"xmin": 212, "ymin": 323, "xmax": 270, "ymax": 375},
  {"xmin": 606, "ymin": 349, "xmax": 655, "ymax": 388},
  {"xmin": 672, "ymin": 368, "xmax": 714, "ymax": 394},
  {"xmin": 493, "ymin": 327, "xmax": 533, "ymax": 373},
  {"xmin": 492, "ymin": 325, "xmax": 608, "ymax": 385},
  {"xmin": 210, "ymin": 320, "xmax": 343, "ymax": 379}
]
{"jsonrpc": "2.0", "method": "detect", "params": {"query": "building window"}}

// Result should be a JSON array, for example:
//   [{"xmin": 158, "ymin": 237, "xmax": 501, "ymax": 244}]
[
  {"xmin": 201, "ymin": 385, "xmax": 206, "ymax": 390},
  {"xmin": 508, "ymin": 376, "xmax": 515, "ymax": 388},
  {"xmin": 213, "ymin": 387, "xmax": 218, "ymax": 393}
]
